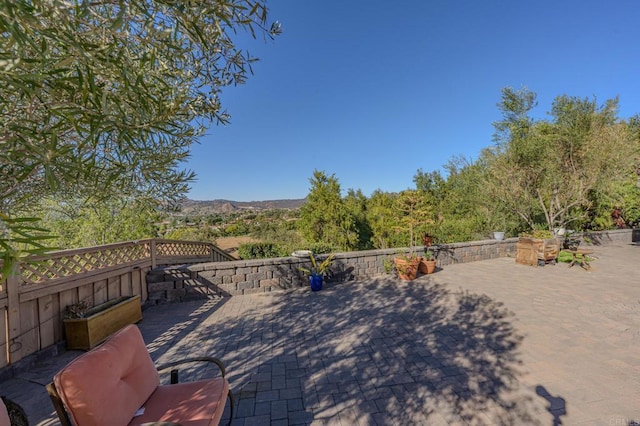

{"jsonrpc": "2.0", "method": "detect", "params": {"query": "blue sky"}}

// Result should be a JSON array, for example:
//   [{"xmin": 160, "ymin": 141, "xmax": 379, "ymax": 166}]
[{"xmin": 186, "ymin": 0, "xmax": 640, "ymax": 202}]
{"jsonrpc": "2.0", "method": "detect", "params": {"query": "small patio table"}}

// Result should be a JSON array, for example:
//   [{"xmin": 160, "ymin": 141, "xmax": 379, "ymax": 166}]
[{"xmin": 566, "ymin": 248, "xmax": 594, "ymax": 270}]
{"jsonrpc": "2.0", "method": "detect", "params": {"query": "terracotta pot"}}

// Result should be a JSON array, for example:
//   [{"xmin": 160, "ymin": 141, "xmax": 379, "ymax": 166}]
[
  {"xmin": 419, "ymin": 258, "xmax": 436, "ymax": 274},
  {"xmin": 394, "ymin": 257, "xmax": 420, "ymax": 281}
]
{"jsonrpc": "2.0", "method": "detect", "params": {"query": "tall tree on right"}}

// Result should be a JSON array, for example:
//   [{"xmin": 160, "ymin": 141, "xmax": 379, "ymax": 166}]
[{"xmin": 484, "ymin": 87, "xmax": 639, "ymax": 232}]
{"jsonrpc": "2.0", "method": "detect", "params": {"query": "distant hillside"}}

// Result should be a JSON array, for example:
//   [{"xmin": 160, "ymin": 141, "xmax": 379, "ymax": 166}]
[{"xmin": 179, "ymin": 198, "xmax": 306, "ymax": 215}]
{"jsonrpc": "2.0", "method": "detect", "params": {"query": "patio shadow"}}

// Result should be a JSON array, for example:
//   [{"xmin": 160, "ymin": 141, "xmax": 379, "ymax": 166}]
[{"xmin": 166, "ymin": 277, "xmax": 548, "ymax": 424}]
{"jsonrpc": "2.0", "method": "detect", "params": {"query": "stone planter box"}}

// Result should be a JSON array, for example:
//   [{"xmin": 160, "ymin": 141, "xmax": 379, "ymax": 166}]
[{"xmin": 64, "ymin": 295, "xmax": 142, "ymax": 350}]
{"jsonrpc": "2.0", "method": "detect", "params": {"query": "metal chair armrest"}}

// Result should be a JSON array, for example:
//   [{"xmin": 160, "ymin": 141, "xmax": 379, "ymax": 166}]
[{"xmin": 156, "ymin": 356, "xmax": 226, "ymax": 379}]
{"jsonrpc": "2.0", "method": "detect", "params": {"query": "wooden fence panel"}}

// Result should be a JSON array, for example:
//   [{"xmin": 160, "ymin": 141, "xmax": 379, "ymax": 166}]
[
  {"xmin": 121, "ymin": 273, "xmax": 132, "ymax": 296},
  {"xmin": 0, "ymin": 238, "xmax": 230, "ymax": 368}
]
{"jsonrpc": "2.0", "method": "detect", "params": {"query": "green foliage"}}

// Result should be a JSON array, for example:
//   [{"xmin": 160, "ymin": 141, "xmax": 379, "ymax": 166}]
[
  {"xmin": 163, "ymin": 226, "xmax": 217, "ymax": 243},
  {"xmin": 238, "ymin": 242, "xmax": 285, "ymax": 259},
  {"xmin": 298, "ymin": 170, "xmax": 358, "ymax": 251},
  {"xmin": 0, "ymin": 213, "xmax": 56, "ymax": 277},
  {"xmin": 343, "ymin": 189, "xmax": 373, "ymax": 250},
  {"xmin": 393, "ymin": 189, "xmax": 434, "ymax": 251},
  {"xmin": 520, "ymin": 230, "xmax": 554, "ymax": 239},
  {"xmin": 37, "ymin": 196, "xmax": 161, "ymax": 248},
  {"xmin": 0, "ymin": 0, "xmax": 280, "ymax": 271},
  {"xmin": 299, "ymin": 253, "xmax": 335, "ymax": 277},
  {"xmin": 485, "ymin": 87, "xmax": 639, "ymax": 232},
  {"xmin": 366, "ymin": 190, "xmax": 403, "ymax": 249},
  {"xmin": 382, "ymin": 256, "xmax": 395, "ymax": 274},
  {"xmin": 557, "ymin": 250, "xmax": 594, "ymax": 264}
]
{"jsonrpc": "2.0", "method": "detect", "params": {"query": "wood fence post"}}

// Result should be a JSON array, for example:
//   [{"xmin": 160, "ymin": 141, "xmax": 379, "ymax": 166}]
[
  {"xmin": 6, "ymin": 261, "xmax": 22, "ymax": 363},
  {"xmin": 150, "ymin": 239, "xmax": 157, "ymax": 269}
]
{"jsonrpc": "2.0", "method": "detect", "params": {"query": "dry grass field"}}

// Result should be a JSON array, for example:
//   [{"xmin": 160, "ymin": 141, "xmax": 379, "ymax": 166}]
[{"xmin": 215, "ymin": 236, "xmax": 258, "ymax": 259}]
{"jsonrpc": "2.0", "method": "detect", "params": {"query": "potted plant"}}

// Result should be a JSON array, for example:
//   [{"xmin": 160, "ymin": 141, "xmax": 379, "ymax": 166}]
[
  {"xmin": 63, "ymin": 295, "xmax": 143, "ymax": 350},
  {"xmin": 419, "ymin": 250, "xmax": 436, "ymax": 274},
  {"xmin": 393, "ymin": 253, "xmax": 421, "ymax": 281},
  {"xmin": 392, "ymin": 190, "xmax": 434, "ymax": 281},
  {"xmin": 299, "ymin": 253, "xmax": 335, "ymax": 291}
]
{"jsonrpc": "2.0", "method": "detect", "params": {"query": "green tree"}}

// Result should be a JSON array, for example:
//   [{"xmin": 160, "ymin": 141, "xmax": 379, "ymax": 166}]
[
  {"xmin": 298, "ymin": 170, "xmax": 358, "ymax": 251},
  {"xmin": 38, "ymin": 197, "xmax": 162, "ymax": 248},
  {"xmin": 485, "ymin": 87, "xmax": 638, "ymax": 232},
  {"xmin": 393, "ymin": 189, "xmax": 433, "ymax": 250},
  {"xmin": 343, "ymin": 188, "xmax": 373, "ymax": 250},
  {"xmin": 0, "ymin": 0, "xmax": 280, "ymax": 269},
  {"xmin": 365, "ymin": 190, "xmax": 400, "ymax": 249}
]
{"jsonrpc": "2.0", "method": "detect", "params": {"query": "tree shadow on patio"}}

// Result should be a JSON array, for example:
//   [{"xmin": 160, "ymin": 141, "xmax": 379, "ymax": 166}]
[{"xmin": 165, "ymin": 277, "xmax": 548, "ymax": 424}]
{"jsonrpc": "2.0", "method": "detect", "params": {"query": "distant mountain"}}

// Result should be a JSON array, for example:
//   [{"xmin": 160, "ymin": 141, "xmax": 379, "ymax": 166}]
[{"xmin": 178, "ymin": 198, "xmax": 306, "ymax": 215}]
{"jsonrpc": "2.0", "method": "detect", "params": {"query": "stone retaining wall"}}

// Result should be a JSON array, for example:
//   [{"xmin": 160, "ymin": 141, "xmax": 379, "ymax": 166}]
[{"xmin": 145, "ymin": 229, "xmax": 636, "ymax": 302}]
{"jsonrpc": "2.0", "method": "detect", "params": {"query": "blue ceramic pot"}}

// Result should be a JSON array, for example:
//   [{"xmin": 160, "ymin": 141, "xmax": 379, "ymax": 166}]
[{"xmin": 309, "ymin": 274, "xmax": 323, "ymax": 291}]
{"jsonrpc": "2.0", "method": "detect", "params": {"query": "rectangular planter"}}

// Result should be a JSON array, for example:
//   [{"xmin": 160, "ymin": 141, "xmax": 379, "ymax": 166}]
[{"xmin": 64, "ymin": 295, "xmax": 143, "ymax": 350}]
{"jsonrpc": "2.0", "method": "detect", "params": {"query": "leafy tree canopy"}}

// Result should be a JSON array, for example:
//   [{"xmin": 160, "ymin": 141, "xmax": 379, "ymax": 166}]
[
  {"xmin": 298, "ymin": 170, "xmax": 358, "ymax": 251},
  {"xmin": 485, "ymin": 87, "xmax": 639, "ymax": 231},
  {"xmin": 0, "ymin": 0, "xmax": 280, "ymax": 271}
]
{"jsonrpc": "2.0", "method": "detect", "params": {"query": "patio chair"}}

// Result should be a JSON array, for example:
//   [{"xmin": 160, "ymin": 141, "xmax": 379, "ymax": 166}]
[{"xmin": 46, "ymin": 324, "xmax": 233, "ymax": 426}]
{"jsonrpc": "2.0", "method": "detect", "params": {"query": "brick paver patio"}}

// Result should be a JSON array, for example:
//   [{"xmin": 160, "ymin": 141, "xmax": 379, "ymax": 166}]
[{"xmin": 2, "ymin": 243, "xmax": 639, "ymax": 425}]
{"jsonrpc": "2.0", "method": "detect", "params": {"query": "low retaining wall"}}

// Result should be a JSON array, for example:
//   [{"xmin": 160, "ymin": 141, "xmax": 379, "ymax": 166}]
[
  {"xmin": 146, "ymin": 229, "xmax": 636, "ymax": 302},
  {"xmin": 146, "ymin": 238, "xmax": 518, "ymax": 301}
]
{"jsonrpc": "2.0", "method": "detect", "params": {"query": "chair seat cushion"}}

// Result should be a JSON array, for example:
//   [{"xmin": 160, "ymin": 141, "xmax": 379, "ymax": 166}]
[{"xmin": 128, "ymin": 377, "xmax": 229, "ymax": 426}]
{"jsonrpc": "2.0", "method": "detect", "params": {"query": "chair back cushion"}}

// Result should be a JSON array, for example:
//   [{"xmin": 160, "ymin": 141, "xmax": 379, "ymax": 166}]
[{"xmin": 54, "ymin": 324, "xmax": 160, "ymax": 425}]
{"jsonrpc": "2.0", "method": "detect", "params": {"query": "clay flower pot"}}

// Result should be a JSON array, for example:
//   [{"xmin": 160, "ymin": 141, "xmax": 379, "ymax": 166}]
[
  {"xmin": 419, "ymin": 257, "xmax": 436, "ymax": 274},
  {"xmin": 394, "ymin": 256, "xmax": 420, "ymax": 281}
]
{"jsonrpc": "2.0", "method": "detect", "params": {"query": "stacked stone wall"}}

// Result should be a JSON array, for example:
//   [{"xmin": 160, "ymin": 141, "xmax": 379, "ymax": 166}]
[{"xmin": 145, "ymin": 229, "xmax": 636, "ymax": 303}]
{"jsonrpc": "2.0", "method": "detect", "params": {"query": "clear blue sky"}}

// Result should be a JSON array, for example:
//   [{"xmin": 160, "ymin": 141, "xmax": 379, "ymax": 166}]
[{"xmin": 186, "ymin": 0, "xmax": 640, "ymax": 202}]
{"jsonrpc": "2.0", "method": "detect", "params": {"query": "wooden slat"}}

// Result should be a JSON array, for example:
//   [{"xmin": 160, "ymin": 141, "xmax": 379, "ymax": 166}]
[
  {"xmin": 78, "ymin": 284, "xmax": 93, "ymax": 309},
  {"xmin": 120, "ymin": 273, "xmax": 132, "ymax": 297},
  {"xmin": 94, "ymin": 279, "xmax": 108, "ymax": 305},
  {"xmin": 107, "ymin": 276, "xmax": 120, "ymax": 299},
  {"xmin": 140, "ymin": 267, "xmax": 149, "ymax": 302},
  {"xmin": 58, "ymin": 289, "xmax": 77, "ymax": 341},
  {"xmin": 132, "ymin": 269, "xmax": 142, "ymax": 298},
  {"xmin": 0, "ymin": 308, "xmax": 8, "ymax": 368},
  {"xmin": 38, "ymin": 295, "xmax": 55, "ymax": 349},
  {"xmin": 18, "ymin": 300, "xmax": 39, "ymax": 360},
  {"xmin": 6, "ymin": 273, "xmax": 22, "ymax": 362},
  {"xmin": 52, "ymin": 294, "xmax": 62, "ymax": 342}
]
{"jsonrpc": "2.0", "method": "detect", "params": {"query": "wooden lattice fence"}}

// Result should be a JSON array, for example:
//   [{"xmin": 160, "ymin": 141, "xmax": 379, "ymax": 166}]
[{"xmin": 0, "ymin": 239, "xmax": 232, "ymax": 368}]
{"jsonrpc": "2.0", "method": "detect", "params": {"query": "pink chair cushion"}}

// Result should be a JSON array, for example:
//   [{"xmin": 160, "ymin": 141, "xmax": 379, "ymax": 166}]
[
  {"xmin": 54, "ymin": 325, "xmax": 160, "ymax": 425},
  {"xmin": 128, "ymin": 378, "xmax": 229, "ymax": 426}
]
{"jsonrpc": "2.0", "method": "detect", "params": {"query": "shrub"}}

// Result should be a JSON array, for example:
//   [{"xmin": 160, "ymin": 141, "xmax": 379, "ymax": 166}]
[{"xmin": 238, "ymin": 242, "xmax": 285, "ymax": 259}]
